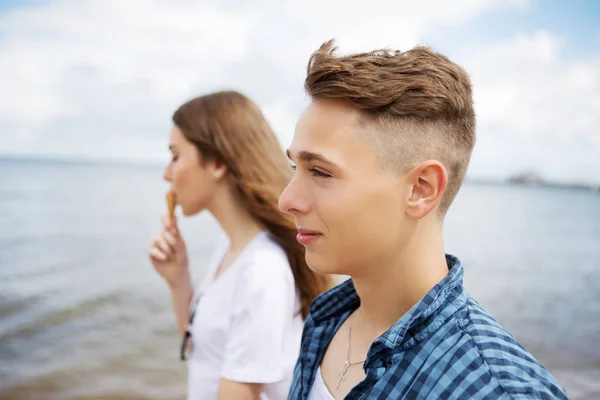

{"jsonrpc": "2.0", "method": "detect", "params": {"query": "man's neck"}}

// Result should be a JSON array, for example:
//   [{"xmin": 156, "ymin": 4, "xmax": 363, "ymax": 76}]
[{"xmin": 351, "ymin": 227, "xmax": 449, "ymax": 339}]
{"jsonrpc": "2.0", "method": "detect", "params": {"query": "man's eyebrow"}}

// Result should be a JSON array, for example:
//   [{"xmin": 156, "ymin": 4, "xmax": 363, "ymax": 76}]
[{"xmin": 286, "ymin": 149, "xmax": 337, "ymax": 167}]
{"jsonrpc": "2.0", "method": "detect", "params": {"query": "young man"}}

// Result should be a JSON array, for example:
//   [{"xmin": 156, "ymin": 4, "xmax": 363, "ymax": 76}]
[{"xmin": 279, "ymin": 40, "xmax": 567, "ymax": 400}]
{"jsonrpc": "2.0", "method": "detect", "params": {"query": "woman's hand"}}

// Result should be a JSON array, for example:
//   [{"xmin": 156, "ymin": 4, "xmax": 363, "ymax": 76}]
[{"xmin": 149, "ymin": 215, "xmax": 190, "ymax": 288}]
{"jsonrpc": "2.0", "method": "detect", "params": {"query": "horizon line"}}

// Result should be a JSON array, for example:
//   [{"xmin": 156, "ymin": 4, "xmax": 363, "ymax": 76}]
[{"xmin": 1, "ymin": 152, "xmax": 599, "ymax": 188}]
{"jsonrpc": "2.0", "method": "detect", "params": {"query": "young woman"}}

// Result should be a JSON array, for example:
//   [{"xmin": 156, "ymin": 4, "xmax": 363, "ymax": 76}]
[{"xmin": 148, "ymin": 91, "xmax": 331, "ymax": 400}]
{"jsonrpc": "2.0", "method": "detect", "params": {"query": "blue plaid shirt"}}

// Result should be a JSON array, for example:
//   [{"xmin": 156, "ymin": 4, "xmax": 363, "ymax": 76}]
[{"xmin": 289, "ymin": 255, "xmax": 567, "ymax": 399}]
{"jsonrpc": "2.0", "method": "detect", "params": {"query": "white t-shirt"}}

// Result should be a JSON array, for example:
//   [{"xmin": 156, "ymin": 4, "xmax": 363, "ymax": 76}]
[
  {"xmin": 307, "ymin": 367, "xmax": 335, "ymax": 400},
  {"xmin": 187, "ymin": 231, "xmax": 304, "ymax": 400}
]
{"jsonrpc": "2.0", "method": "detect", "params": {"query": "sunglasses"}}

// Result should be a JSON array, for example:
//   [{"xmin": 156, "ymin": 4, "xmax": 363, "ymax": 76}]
[{"xmin": 180, "ymin": 296, "xmax": 200, "ymax": 361}]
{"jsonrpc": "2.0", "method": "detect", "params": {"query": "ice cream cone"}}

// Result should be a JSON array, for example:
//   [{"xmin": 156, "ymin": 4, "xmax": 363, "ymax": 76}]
[{"xmin": 166, "ymin": 191, "xmax": 177, "ymax": 218}]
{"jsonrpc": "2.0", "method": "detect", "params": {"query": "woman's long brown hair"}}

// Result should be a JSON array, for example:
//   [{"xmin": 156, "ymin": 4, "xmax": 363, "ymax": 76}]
[{"xmin": 173, "ymin": 91, "xmax": 332, "ymax": 318}]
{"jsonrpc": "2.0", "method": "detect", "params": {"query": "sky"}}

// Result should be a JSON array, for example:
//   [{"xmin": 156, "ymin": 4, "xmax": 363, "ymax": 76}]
[{"xmin": 0, "ymin": 0, "xmax": 598, "ymax": 184}]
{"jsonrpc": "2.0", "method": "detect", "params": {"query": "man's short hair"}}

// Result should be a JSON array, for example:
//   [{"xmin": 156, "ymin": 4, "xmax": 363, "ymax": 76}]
[{"xmin": 305, "ymin": 39, "xmax": 476, "ymax": 214}]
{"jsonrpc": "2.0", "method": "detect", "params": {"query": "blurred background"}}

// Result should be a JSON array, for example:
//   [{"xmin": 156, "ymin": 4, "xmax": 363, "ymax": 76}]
[{"xmin": 0, "ymin": 0, "xmax": 599, "ymax": 399}]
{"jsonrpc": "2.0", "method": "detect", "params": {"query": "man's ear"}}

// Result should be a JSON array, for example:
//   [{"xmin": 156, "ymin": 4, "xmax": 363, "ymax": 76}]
[{"xmin": 405, "ymin": 160, "xmax": 447, "ymax": 219}]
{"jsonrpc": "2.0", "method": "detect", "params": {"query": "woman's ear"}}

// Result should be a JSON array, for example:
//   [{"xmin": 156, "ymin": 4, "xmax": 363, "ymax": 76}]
[{"xmin": 213, "ymin": 164, "xmax": 227, "ymax": 181}]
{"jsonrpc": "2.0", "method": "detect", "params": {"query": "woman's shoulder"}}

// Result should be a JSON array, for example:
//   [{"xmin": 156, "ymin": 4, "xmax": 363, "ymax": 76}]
[{"xmin": 237, "ymin": 232, "xmax": 293, "ymax": 283}]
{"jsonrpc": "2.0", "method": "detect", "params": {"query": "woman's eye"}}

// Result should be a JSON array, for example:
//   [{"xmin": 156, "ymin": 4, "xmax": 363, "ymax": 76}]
[{"xmin": 310, "ymin": 168, "xmax": 331, "ymax": 178}]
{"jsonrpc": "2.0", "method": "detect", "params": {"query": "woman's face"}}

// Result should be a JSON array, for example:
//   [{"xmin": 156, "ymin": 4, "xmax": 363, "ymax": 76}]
[{"xmin": 163, "ymin": 125, "xmax": 221, "ymax": 216}]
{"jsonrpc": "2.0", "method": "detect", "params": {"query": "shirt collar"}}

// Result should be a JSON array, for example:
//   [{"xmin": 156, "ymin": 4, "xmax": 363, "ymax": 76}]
[
  {"xmin": 310, "ymin": 274, "xmax": 360, "ymax": 322},
  {"xmin": 310, "ymin": 254, "xmax": 466, "ymax": 347}
]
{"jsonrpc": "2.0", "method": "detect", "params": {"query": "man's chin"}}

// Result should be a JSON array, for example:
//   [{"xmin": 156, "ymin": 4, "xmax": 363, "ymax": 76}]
[{"xmin": 306, "ymin": 252, "xmax": 346, "ymax": 276}]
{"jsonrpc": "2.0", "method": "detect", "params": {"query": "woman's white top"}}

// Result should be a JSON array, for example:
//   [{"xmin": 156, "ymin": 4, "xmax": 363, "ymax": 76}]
[
  {"xmin": 187, "ymin": 231, "xmax": 304, "ymax": 400},
  {"xmin": 307, "ymin": 367, "xmax": 336, "ymax": 400}
]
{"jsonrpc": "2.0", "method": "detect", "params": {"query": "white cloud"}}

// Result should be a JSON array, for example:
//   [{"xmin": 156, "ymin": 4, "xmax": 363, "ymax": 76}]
[
  {"xmin": 462, "ymin": 30, "xmax": 600, "ymax": 183},
  {"xmin": 2, "ymin": 0, "xmax": 598, "ymax": 185}
]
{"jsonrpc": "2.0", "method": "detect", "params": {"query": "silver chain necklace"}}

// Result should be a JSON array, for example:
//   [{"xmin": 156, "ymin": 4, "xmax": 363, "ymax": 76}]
[{"xmin": 337, "ymin": 310, "xmax": 366, "ymax": 390}]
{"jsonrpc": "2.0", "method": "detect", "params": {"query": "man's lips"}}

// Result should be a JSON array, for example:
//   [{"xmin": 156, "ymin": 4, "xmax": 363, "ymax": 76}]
[{"xmin": 296, "ymin": 228, "xmax": 322, "ymax": 245}]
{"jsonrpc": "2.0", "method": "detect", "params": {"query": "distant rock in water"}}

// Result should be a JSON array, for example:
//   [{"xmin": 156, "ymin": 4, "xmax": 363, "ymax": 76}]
[
  {"xmin": 506, "ymin": 171, "xmax": 600, "ymax": 191},
  {"xmin": 507, "ymin": 171, "xmax": 544, "ymax": 185}
]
